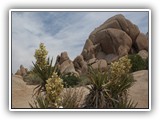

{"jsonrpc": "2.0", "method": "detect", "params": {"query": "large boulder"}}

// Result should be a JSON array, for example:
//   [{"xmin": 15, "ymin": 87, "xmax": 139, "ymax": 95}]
[
  {"xmin": 91, "ymin": 59, "xmax": 107, "ymax": 72},
  {"xmin": 73, "ymin": 55, "xmax": 88, "ymax": 75},
  {"xmin": 89, "ymin": 14, "xmax": 140, "ymax": 43},
  {"xmin": 95, "ymin": 28, "xmax": 132, "ymax": 56},
  {"xmin": 135, "ymin": 33, "xmax": 148, "ymax": 51},
  {"xmin": 138, "ymin": 50, "xmax": 148, "ymax": 60},
  {"xmin": 55, "ymin": 51, "xmax": 79, "ymax": 76},
  {"xmin": 59, "ymin": 51, "xmax": 70, "ymax": 64}
]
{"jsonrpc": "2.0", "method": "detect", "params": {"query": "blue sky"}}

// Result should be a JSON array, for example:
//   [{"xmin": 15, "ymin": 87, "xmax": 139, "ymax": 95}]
[{"xmin": 12, "ymin": 11, "xmax": 149, "ymax": 73}]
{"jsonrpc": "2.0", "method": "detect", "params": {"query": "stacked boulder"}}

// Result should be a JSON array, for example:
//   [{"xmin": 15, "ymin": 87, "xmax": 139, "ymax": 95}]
[
  {"xmin": 56, "ymin": 14, "xmax": 149, "ymax": 76},
  {"xmin": 78, "ymin": 14, "xmax": 148, "ymax": 75},
  {"xmin": 15, "ymin": 65, "xmax": 28, "ymax": 77},
  {"xmin": 55, "ymin": 52, "xmax": 79, "ymax": 76}
]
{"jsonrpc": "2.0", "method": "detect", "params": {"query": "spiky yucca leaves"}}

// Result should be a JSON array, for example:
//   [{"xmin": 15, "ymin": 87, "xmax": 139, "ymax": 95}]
[
  {"xmin": 84, "ymin": 56, "xmax": 137, "ymax": 108},
  {"xmin": 32, "ymin": 57, "xmax": 58, "ymax": 95},
  {"xmin": 61, "ymin": 87, "xmax": 85, "ymax": 108},
  {"xmin": 45, "ymin": 72, "xmax": 63, "ymax": 108},
  {"xmin": 29, "ymin": 93, "xmax": 49, "ymax": 108},
  {"xmin": 85, "ymin": 66, "xmax": 110, "ymax": 108}
]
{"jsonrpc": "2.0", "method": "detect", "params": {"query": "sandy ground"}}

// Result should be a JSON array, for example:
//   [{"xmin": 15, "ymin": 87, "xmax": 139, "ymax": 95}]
[
  {"xmin": 128, "ymin": 70, "xmax": 149, "ymax": 108},
  {"xmin": 11, "ymin": 75, "xmax": 36, "ymax": 108},
  {"xmin": 11, "ymin": 70, "xmax": 149, "ymax": 109}
]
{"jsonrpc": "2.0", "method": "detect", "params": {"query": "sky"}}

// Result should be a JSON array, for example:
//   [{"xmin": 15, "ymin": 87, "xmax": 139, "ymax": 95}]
[{"xmin": 11, "ymin": 11, "xmax": 149, "ymax": 73}]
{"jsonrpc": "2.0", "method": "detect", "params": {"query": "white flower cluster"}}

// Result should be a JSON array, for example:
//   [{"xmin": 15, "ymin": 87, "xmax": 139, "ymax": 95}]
[
  {"xmin": 110, "ymin": 55, "xmax": 132, "ymax": 80},
  {"xmin": 45, "ymin": 72, "xmax": 63, "ymax": 108}
]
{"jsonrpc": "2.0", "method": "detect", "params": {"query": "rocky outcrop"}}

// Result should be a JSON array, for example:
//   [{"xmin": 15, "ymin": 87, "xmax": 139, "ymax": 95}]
[
  {"xmin": 95, "ymin": 28, "xmax": 132, "ymax": 56},
  {"xmin": 56, "ymin": 14, "xmax": 149, "ymax": 76},
  {"xmin": 55, "ymin": 52, "xmax": 79, "ymax": 76},
  {"xmin": 135, "ymin": 33, "xmax": 148, "ymax": 51},
  {"xmin": 73, "ymin": 55, "xmax": 88, "ymax": 75},
  {"xmin": 78, "ymin": 14, "xmax": 148, "ymax": 75},
  {"xmin": 15, "ymin": 65, "xmax": 28, "ymax": 77}
]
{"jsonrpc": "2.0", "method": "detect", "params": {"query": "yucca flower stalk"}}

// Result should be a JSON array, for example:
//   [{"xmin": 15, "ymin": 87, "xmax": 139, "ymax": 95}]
[{"xmin": 45, "ymin": 72, "xmax": 63, "ymax": 108}]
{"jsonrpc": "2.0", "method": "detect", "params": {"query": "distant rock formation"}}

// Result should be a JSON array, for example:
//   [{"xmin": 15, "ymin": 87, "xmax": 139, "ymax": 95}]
[
  {"xmin": 55, "ymin": 52, "xmax": 79, "ymax": 76},
  {"xmin": 15, "ymin": 65, "xmax": 28, "ymax": 77},
  {"xmin": 55, "ymin": 14, "xmax": 149, "ymax": 76}
]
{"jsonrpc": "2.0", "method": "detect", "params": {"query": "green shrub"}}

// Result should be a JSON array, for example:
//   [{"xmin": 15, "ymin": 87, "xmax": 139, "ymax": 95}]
[
  {"xmin": 62, "ymin": 73, "xmax": 81, "ymax": 88},
  {"xmin": 23, "ymin": 72, "xmax": 42, "ymax": 85},
  {"xmin": 145, "ymin": 57, "xmax": 149, "ymax": 70},
  {"xmin": 128, "ymin": 54, "xmax": 147, "ymax": 72}
]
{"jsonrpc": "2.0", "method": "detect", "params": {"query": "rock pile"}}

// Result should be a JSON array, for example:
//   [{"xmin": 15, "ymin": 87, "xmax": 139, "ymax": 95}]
[
  {"xmin": 55, "ymin": 52, "xmax": 79, "ymax": 76},
  {"xmin": 15, "ymin": 65, "xmax": 28, "ymax": 77},
  {"xmin": 55, "ymin": 14, "xmax": 149, "ymax": 76}
]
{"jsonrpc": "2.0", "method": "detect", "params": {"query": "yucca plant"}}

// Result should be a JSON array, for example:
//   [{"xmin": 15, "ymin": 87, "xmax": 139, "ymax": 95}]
[
  {"xmin": 32, "ymin": 57, "xmax": 60, "ymax": 95},
  {"xmin": 61, "ymin": 87, "xmax": 85, "ymax": 108},
  {"xmin": 84, "ymin": 56, "xmax": 137, "ymax": 108},
  {"xmin": 45, "ymin": 72, "xmax": 64, "ymax": 108},
  {"xmin": 29, "ymin": 93, "xmax": 49, "ymax": 108},
  {"xmin": 84, "ymin": 66, "xmax": 110, "ymax": 108}
]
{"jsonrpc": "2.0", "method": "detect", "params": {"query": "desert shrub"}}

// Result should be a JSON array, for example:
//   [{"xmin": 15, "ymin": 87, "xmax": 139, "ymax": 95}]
[
  {"xmin": 61, "ymin": 87, "xmax": 85, "ymax": 108},
  {"xmin": 128, "ymin": 54, "xmax": 147, "ymax": 72},
  {"xmin": 84, "ymin": 55, "xmax": 137, "ymax": 108},
  {"xmin": 23, "ymin": 72, "xmax": 42, "ymax": 85},
  {"xmin": 145, "ymin": 57, "xmax": 149, "ymax": 69},
  {"xmin": 62, "ymin": 73, "xmax": 81, "ymax": 88},
  {"xmin": 78, "ymin": 75, "xmax": 91, "ymax": 86}
]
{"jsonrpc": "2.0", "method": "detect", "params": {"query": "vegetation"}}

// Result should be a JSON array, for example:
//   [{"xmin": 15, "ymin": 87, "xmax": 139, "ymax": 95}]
[
  {"xmin": 29, "ymin": 72, "xmax": 63, "ymax": 108},
  {"xmin": 128, "ymin": 54, "xmax": 147, "ymax": 72},
  {"xmin": 34, "ymin": 43, "xmax": 48, "ymax": 69},
  {"xmin": 23, "ymin": 72, "xmax": 42, "ymax": 85},
  {"xmin": 61, "ymin": 87, "xmax": 85, "ymax": 108},
  {"xmin": 32, "ymin": 57, "xmax": 56, "ymax": 95},
  {"xmin": 62, "ymin": 73, "xmax": 81, "ymax": 88},
  {"xmin": 29, "ymin": 93, "xmax": 49, "ymax": 108},
  {"xmin": 84, "ymin": 56, "xmax": 137, "ymax": 108},
  {"xmin": 28, "ymin": 43, "xmax": 138, "ymax": 109},
  {"xmin": 45, "ymin": 72, "xmax": 64, "ymax": 108}
]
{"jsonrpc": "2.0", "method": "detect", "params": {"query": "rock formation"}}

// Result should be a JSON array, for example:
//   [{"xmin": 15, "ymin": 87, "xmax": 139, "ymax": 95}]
[
  {"xmin": 55, "ymin": 52, "xmax": 79, "ymax": 76},
  {"xmin": 15, "ymin": 65, "xmax": 28, "ymax": 77},
  {"xmin": 55, "ymin": 14, "xmax": 149, "ymax": 76}
]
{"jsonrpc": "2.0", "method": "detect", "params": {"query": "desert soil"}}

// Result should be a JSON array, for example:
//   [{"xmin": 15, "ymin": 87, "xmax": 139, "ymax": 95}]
[{"xmin": 11, "ymin": 70, "xmax": 149, "ymax": 109}]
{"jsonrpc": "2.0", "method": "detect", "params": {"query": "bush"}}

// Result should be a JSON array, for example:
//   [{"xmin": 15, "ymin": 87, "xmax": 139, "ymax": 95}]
[
  {"xmin": 61, "ymin": 87, "xmax": 85, "ymax": 108},
  {"xmin": 23, "ymin": 72, "xmax": 42, "ymax": 85},
  {"xmin": 62, "ymin": 73, "xmax": 81, "ymax": 88},
  {"xmin": 145, "ymin": 57, "xmax": 149, "ymax": 70},
  {"xmin": 128, "ymin": 54, "xmax": 147, "ymax": 72},
  {"xmin": 29, "ymin": 93, "xmax": 49, "ymax": 108}
]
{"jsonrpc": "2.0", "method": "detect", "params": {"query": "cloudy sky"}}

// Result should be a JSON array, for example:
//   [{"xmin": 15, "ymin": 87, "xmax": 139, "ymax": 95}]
[{"xmin": 11, "ymin": 10, "xmax": 149, "ymax": 73}]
